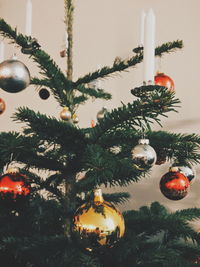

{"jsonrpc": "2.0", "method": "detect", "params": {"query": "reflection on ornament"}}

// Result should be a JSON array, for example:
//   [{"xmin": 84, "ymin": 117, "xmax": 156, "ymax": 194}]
[
  {"xmin": 72, "ymin": 114, "xmax": 79, "ymax": 124},
  {"xmin": 0, "ymin": 59, "xmax": 30, "ymax": 93},
  {"xmin": 170, "ymin": 166, "xmax": 195, "ymax": 184},
  {"xmin": 60, "ymin": 107, "xmax": 72, "ymax": 121},
  {"xmin": 0, "ymin": 97, "xmax": 5, "ymax": 114},
  {"xmin": 39, "ymin": 88, "xmax": 50, "ymax": 100},
  {"xmin": 154, "ymin": 72, "xmax": 174, "ymax": 92},
  {"xmin": 0, "ymin": 168, "xmax": 30, "ymax": 199},
  {"xmin": 73, "ymin": 188, "xmax": 125, "ymax": 251},
  {"xmin": 160, "ymin": 170, "xmax": 190, "ymax": 200},
  {"xmin": 131, "ymin": 139, "xmax": 157, "ymax": 170},
  {"xmin": 97, "ymin": 107, "xmax": 108, "ymax": 120}
]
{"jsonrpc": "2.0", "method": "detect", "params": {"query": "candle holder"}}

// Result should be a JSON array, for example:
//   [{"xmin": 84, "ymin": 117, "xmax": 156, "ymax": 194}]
[{"xmin": 21, "ymin": 37, "xmax": 40, "ymax": 55}]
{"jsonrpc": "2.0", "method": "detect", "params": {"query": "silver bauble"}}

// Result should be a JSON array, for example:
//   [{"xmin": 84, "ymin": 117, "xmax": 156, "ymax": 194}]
[
  {"xmin": 97, "ymin": 107, "xmax": 108, "ymax": 120},
  {"xmin": 0, "ymin": 59, "xmax": 30, "ymax": 93},
  {"xmin": 170, "ymin": 166, "xmax": 195, "ymax": 184},
  {"xmin": 131, "ymin": 139, "xmax": 157, "ymax": 170}
]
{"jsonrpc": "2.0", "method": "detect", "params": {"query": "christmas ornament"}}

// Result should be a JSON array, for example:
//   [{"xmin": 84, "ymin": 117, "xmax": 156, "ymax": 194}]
[
  {"xmin": 0, "ymin": 97, "xmax": 6, "ymax": 114},
  {"xmin": 60, "ymin": 49, "xmax": 66, "ymax": 58},
  {"xmin": 0, "ymin": 59, "xmax": 30, "ymax": 93},
  {"xmin": 39, "ymin": 88, "xmax": 50, "ymax": 100},
  {"xmin": 131, "ymin": 139, "xmax": 157, "ymax": 170},
  {"xmin": 91, "ymin": 119, "xmax": 95, "ymax": 128},
  {"xmin": 154, "ymin": 72, "xmax": 175, "ymax": 92},
  {"xmin": 170, "ymin": 165, "xmax": 195, "ymax": 184},
  {"xmin": 73, "ymin": 188, "xmax": 125, "ymax": 251},
  {"xmin": 0, "ymin": 167, "xmax": 30, "ymax": 199},
  {"xmin": 109, "ymin": 145, "xmax": 122, "ymax": 155},
  {"xmin": 72, "ymin": 114, "xmax": 79, "ymax": 124},
  {"xmin": 60, "ymin": 107, "xmax": 72, "ymax": 121},
  {"xmin": 160, "ymin": 169, "xmax": 190, "ymax": 200},
  {"xmin": 97, "ymin": 107, "xmax": 108, "ymax": 120}
]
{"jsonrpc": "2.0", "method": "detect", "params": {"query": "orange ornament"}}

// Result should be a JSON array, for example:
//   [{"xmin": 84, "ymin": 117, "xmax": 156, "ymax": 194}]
[
  {"xmin": 0, "ymin": 98, "xmax": 6, "ymax": 114},
  {"xmin": 154, "ymin": 72, "xmax": 175, "ymax": 92}
]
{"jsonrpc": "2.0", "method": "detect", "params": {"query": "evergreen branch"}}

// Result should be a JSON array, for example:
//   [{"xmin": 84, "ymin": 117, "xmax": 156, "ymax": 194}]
[
  {"xmin": 13, "ymin": 107, "xmax": 86, "ymax": 153},
  {"xmin": 73, "ymin": 40, "xmax": 183, "ymax": 87},
  {"xmin": 103, "ymin": 192, "xmax": 130, "ymax": 204},
  {"xmin": 88, "ymin": 87, "xmax": 180, "ymax": 142},
  {"xmin": 0, "ymin": 18, "xmax": 73, "ymax": 107},
  {"xmin": 76, "ymin": 84, "xmax": 112, "ymax": 100},
  {"xmin": 31, "ymin": 77, "xmax": 53, "ymax": 89},
  {"xmin": 76, "ymin": 144, "xmax": 144, "ymax": 191}
]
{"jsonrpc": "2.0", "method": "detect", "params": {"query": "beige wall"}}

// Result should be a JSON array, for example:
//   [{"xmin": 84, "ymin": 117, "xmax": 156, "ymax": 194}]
[{"xmin": 0, "ymin": 0, "xmax": 200, "ymax": 216}]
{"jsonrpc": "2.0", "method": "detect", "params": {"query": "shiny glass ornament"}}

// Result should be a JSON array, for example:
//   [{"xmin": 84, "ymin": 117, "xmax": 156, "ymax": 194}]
[
  {"xmin": 0, "ymin": 59, "xmax": 30, "ymax": 93},
  {"xmin": 0, "ymin": 168, "xmax": 30, "ymax": 199},
  {"xmin": 154, "ymin": 72, "xmax": 175, "ymax": 92},
  {"xmin": 131, "ymin": 139, "xmax": 157, "ymax": 170},
  {"xmin": 0, "ymin": 97, "xmax": 6, "ymax": 114},
  {"xmin": 160, "ymin": 170, "xmax": 190, "ymax": 200},
  {"xmin": 96, "ymin": 107, "xmax": 108, "ymax": 120},
  {"xmin": 73, "ymin": 189, "xmax": 125, "ymax": 251},
  {"xmin": 39, "ymin": 88, "xmax": 50, "ymax": 100},
  {"xmin": 72, "ymin": 114, "xmax": 79, "ymax": 124},
  {"xmin": 170, "ymin": 165, "xmax": 195, "ymax": 184},
  {"xmin": 60, "ymin": 107, "xmax": 72, "ymax": 121}
]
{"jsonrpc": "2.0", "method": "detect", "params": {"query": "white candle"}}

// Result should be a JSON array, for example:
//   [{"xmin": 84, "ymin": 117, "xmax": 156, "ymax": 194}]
[
  {"xmin": 143, "ymin": 8, "xmax": 156, "ymax": 83},
  {"xmin": 0, "ymin": 41, "xmax": 5, "ymax": 62},
  {"xmin": 25, "ymin": 0, "xmax": 32, "ymax": 36},
  {"xmin": 139, "ymin": 10, "xmax": 146, "ymax": 46}
]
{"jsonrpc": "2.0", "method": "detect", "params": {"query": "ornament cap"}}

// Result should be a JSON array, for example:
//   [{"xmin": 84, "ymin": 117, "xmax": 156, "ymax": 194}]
[
  {"xmin": 138, "ymin": 138, "xmax": 149, "ymax": 145},
  {"xmin": 93, "ymin": 188, "xmax": 104, "ymax": 203},
  {"xmin": 169, "ymin": 166, "xmax": 179, "ymax": 172},
  {"xmin": 6, "ymin": 167, "xmax": 20, "ymax": 174}
]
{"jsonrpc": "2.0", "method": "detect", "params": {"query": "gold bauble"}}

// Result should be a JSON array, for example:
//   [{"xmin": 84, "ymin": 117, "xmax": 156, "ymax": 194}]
[
  {"xmin": 73, "ymin": 189, "xmax": 125, "ymax": 251},
  {"xmin": 60, "ymin": 107, "xmax": 72, "ymax": 121},
  {"xmin": 72, "ymin": 114, "xmax": 79, "ymax": 124}
]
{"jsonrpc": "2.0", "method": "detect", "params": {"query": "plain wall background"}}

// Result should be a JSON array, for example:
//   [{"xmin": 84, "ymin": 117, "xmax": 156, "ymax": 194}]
[{"xmin": 0, "ymin": 0, "xmax": 200, "ymax": 218}]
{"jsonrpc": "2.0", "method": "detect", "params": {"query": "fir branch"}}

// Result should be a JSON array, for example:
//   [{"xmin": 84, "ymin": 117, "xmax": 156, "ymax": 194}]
[
  {"xmin": 13, "ymin": 107, "xmax": 86, "ymax": 153},
  {"xmin": 31, "ymin": 77, "xmax": 53, "ymax": 89},
  {"xmin": 0, "ymin": 18, "xmax": 73, "ymax": 107},
  {"xmin": 76, "ymin": 144, "xmax": 144, "ymax": 191},
  {"xmin": 103, "ymin": 192, "xmax": 130, "ymax": 204},
  {"xmin": 88, "ymin": 87, "xmax": 180, "ymax": 142},
  {"xmin": 73, "ymin": 40, "xmax": 183, "ymax": 87},
  {"xmin": 76, "ymin": 84, "xmax": 112, "ymax": 100}
]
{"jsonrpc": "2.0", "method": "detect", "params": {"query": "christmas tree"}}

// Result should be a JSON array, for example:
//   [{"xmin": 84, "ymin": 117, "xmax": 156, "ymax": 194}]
[{"xmin": 0, "ymin": 1, "xmax": 200, "ymax": 266}]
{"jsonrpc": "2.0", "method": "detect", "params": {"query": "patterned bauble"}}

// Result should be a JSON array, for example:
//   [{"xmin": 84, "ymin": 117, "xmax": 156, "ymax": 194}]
[
  {"xmin": 97, "ymin": 107, "xmax": 108, "ymax": 120},
  {"xmin": 0, "ymin": 167, "xmax": 30, "ymax": 200},
  {"xmin": 170, "ymin": 166, "xmax": 195, "ymax": 184},
  {"xmin": 131, "ymin": 139, "xmax": 157, "ymax": 170},
  {"xmin": 73, "ymin": 189, "xmax": 125, "ymax": 251},
  {"xmin": 154, "ymin": 72, "xmax": 174, "ymax": 92},
  {"xmin": 39, "ymin": 88, "xmax": 50, "ymax": 100},
  {"xmin": 160, "ymin": 170, "xmax": 190, "ymax": 200},
  {"xmin": 0, "ymin": 97, "xmax": 6, "ymax": 114},
  {"xmin": 0, "ymin": 59, "xmax": 30, "ymax": 93},
  {"xmin": 60, "ymin": 107, "xmax": 72, "ymax": 121}
]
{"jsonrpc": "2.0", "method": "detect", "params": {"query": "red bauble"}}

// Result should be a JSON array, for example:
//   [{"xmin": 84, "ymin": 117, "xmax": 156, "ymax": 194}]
[
  {"xmin": 154, "ymin": 72, "xmax": 175, "ymax": 92},
  {"xmin": 0, "ymin": 169, "xmax": 30, "ymax": 199},
  {"xmin": 0, "ymin": 97, "xmax": 6, "ymax": 114},
  {"xmin": 160, "ymin": 171, "xmax": 190, "ymax": 200}
]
